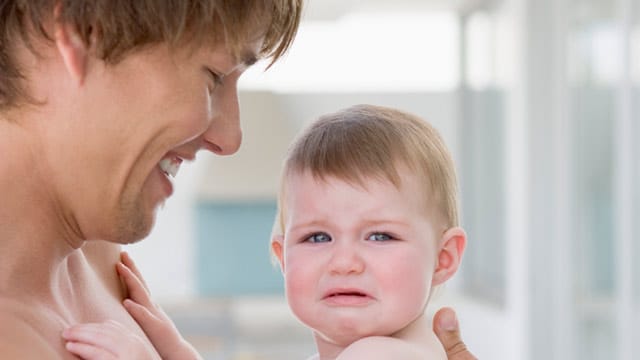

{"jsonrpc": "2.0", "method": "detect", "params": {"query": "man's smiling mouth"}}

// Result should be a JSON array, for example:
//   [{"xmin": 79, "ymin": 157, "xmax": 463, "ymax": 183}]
[{"xmin": 158, "ymin": 157, "xmax": 182, "ymax": 178}]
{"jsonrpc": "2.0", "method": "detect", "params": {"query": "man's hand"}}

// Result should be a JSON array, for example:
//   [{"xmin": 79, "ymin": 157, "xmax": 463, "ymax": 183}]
[{"xmin": 433, "ymin": 307, "xmax": 477, "ymax": 360}]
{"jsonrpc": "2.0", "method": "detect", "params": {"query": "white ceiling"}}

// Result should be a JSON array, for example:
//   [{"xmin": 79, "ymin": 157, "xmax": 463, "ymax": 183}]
[{"xmin": 303, "ymin": 0, "xmax": 501, "ymax": 20}]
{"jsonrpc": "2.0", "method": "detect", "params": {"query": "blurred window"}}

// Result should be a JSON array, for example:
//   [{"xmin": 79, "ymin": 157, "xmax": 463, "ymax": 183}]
[{"xmin": 240, "ymin": 12, "xmax": 459, "ymax": 92}]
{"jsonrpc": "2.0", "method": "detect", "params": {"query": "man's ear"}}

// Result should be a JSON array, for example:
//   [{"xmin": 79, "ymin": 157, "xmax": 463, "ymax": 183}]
[
  {"xmin": 53, "ymin": 3, "xmax": 88, "ymax": 85},
  {"xmin": 271, "ymin": 235, "xmax": 285, "ymax": 273},
  {"xmin": 432, "ymin": 227, "xmax": 466, "ymax": 286}
]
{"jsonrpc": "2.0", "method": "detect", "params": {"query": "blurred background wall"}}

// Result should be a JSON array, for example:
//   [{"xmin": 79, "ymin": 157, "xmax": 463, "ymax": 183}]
[{"xmin": 125, "ymin": 0, "xmax": 640, "ymax": 359}]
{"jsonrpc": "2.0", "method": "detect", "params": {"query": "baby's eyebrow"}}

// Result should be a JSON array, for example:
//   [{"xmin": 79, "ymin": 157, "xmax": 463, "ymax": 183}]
[
  {"xmin": 288, "ymin": 220, "xmax": 325, "ymax": 232},
  {"xmin": 361, "ymin": 219, "xmax": 410, "ymax": 227}
]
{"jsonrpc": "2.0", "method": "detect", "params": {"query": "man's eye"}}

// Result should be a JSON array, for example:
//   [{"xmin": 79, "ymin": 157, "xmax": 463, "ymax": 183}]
[
  {"xmin": 206, "ymin": 68, "xmax": 225, "ymax": 92},
  {"xmin": 367, "ymin": 233, "xmax": 393, "ymax": 241},
  {"xmin": 305, "ymin": 232, "xmax": 332, "ymax": 243}
]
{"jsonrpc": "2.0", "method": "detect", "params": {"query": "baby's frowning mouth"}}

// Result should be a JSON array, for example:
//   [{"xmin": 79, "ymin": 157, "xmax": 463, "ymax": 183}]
[
  {"xmin": 322, "ymin": 288, "xmax": 374, "ymax": 306},
  {"xmin": 324, "ymin": 288, "xmax": 371, "ymax": 299},
  {"xmin": 328, "ymin": 291, "xmax": 366, "ymax": 297}
]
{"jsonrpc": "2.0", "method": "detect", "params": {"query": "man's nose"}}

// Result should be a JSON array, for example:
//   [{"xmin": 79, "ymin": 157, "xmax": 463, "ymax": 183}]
[{"xmin": 202, "ymin": 85, "xmax": 242, "ymax": 155}]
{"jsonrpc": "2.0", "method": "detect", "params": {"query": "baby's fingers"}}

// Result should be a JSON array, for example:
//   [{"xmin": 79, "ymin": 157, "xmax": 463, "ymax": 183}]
[
  {"xmin": 124, "ymin": 299, "xmax": 159, "ymax": 331},
  {"xmin": 117, "ymin": 261, "xmax": 153, "ymax": 309},
  {"xmin": 62, "ymin": 322, "xmax": 122, "ymax": 356},
  {"xmin": 65, "ymin": 342, "xmax": 116, "ymax": 360},
  {"xmin": 120, "ymin": 252, "xmax": 150, "ymax": 292}
]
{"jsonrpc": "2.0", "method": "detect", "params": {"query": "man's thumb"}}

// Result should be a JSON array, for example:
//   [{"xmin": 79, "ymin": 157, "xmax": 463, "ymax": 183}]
[{"xmin": 433, "ymin": 307, "xmax": 477, "ymax": 360}]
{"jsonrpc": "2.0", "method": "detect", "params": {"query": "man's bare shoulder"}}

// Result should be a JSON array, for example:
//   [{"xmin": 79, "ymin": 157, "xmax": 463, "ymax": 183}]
[
  {"xmin": 0, "ymin": 307, "xmax": 60, "ymax": 358},
  {"xmin": 337, "ymin": 335, "xmax": 446, "ymax": 360}
]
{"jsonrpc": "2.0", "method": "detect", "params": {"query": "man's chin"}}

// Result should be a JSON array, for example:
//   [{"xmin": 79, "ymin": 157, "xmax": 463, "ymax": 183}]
[{"xmin": 111, "ymin": 214, "xmax": 155, "ymax": 245}]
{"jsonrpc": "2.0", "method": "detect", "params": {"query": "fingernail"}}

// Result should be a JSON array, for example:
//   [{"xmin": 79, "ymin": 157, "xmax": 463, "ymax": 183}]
[{"xmin": 439, "ymin": 310, "xmax": 458, "ymax": 331}]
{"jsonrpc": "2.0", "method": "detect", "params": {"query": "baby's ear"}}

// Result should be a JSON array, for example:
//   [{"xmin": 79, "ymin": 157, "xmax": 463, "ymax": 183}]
[
  {"xmin": 271, "ymin": 235, "xmax": 285, "ymax": 273},
  {"xmin": 432, "ymin": 227, "xmax": 466, "ymax": 286}
]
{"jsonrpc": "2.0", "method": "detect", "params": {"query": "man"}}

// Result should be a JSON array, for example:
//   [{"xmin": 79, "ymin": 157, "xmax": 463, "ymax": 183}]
[
  {"xmin": 434, "ymin": 307, "xmax": 476, "ymax": 359},
  {"xmin": 0, "ymin": 1, "xmax": 475, "ymax": 359}
]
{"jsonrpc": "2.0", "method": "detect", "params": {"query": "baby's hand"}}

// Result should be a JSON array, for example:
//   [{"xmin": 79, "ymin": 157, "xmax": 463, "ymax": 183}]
[
  {"xmin": 62, "ymin": 320, "xmax": 161, "ymax": 360},
  {"xmin": 116, "ymin": 252, "xmax": 202, "ymax": 360}
]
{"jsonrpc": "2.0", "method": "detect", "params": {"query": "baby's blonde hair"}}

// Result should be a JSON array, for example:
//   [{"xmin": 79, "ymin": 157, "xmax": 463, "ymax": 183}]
[{"xmin": 273, "ymin": 104, "xmax": 459, "ymax": 239}]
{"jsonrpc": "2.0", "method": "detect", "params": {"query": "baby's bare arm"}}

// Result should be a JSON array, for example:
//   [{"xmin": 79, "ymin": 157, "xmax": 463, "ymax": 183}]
[{"xmin": 116, "ymin": 252, "xmax": 202, "ymax": 360}]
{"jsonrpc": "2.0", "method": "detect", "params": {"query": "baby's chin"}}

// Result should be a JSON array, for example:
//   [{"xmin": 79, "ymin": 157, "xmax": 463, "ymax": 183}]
[{"xmin": 314, "ymin": 326, "xmax": 396, "ymax": 347}]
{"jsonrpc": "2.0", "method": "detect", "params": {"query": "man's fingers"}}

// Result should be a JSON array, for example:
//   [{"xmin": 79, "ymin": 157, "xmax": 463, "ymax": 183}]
[{"xmin": 433, "ymin": 307, "xmax": 478, "ymax": 360}]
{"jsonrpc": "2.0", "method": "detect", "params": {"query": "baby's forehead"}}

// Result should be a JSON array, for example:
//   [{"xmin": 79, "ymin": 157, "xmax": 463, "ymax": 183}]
[
  {"xmin": 278, "ymin": 168, "xmax": 448, "ymax": 235},
  {"xmin": 286, "ymin": 168, "xmax": 390, "ymax": 191},
  {"xmin": 285, "ymin": 167, "xmax": 437, "ymax": 212},
  {"xmin": 290, "ymin": 162, "xmax": 429, "ymax": 189}
]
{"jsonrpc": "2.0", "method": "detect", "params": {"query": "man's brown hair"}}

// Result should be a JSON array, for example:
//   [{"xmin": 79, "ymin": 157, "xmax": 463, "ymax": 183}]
[{"xmin": 0, "ymin": 0, "xmax": 302, "ymax": 110}]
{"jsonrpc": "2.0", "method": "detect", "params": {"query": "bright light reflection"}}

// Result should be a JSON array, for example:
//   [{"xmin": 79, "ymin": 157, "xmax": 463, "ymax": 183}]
[{"xmin": 240, "ymin": 12, "xmax": 459, "ymax": 92}]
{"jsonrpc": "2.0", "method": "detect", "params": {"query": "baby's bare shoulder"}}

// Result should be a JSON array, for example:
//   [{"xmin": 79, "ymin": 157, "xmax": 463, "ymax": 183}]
[{"xmin": 337, "ymin": 336, "xmax": 446, "ymax": 360}]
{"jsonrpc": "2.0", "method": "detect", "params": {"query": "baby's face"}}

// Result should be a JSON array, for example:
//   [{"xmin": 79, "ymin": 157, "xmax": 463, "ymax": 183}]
[{"xmin": 274, "ymin": 169, "xmax": 441, "ymax": 346}]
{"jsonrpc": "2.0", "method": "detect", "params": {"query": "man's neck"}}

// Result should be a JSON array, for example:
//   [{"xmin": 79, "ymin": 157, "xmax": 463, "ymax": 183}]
[{"xmin": 0, "ymin": 122, "xmax": 83, "ymax": 300}]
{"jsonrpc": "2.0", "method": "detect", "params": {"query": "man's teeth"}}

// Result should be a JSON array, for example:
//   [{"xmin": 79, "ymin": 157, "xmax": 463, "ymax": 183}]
[{"xmin": 159, "ymin": 158, "xmax": 180, "ymax": 178}]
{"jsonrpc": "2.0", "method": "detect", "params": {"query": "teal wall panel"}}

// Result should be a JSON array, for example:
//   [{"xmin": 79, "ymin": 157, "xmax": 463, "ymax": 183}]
[{"xmin": 195, "ymin": 201, "xmax": 284, "ymax": 296}]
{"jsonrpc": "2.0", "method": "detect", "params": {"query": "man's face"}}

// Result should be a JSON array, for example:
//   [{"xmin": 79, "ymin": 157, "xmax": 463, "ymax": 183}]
[
  {"xmin": 47, "ymin": 39, "xmax": 261, "ymax": 244},
  {"xmin": 274, "ymin": 170, "xmax": 440, "ymax": 348}
]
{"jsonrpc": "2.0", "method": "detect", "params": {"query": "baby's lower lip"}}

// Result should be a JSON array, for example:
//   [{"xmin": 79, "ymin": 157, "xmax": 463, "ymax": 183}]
[{"xmin": 323, "ymin": 294, "xmax": 373, "ymax": 306}]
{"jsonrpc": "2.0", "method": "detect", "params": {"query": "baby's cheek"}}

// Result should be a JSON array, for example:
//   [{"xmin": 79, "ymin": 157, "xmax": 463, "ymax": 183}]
[
  {"xmin": 389, "ymin": 257, "xmax": 432, "ymax": 302},
  {"xmin": 284, "ymin": 262, "xmax": 313, "ymax": 299},
  {"xmin": 283, "ymin": 269, "xmax": 316, "ymax": 323}
]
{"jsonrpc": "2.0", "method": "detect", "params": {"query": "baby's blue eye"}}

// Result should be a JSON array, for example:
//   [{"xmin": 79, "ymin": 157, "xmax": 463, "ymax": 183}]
[
  {"xmin": 306, "ymin": 232, "xmax": 332, "ymax": 243},
  {"xmin": 367, "ymin": 233, "xmax": 392, "ymax": 241}
]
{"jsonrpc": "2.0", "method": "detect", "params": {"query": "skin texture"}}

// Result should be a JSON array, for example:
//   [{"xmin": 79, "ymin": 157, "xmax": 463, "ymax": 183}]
[
  {"xmin": 0, "ymin": 13, "xmax": 259, "ymax": 359},
  {"xmin": 41, "ymin": 33, "xmax": 258, "ymax": 246},
  {"xmin": 0, "ymin": 5, "xmax": 478, "ymax": 360},
  {"xmin": 271, "ymin": 169, "xmax": 466, "ymax": 360},
  {"xmin": 59, "ymin": 185, "xmax": 476, "ymax": 360},
  {"xmin": 63, "ymin": 252, "xmax": 200, "ymax": 360},
  {"xmin": 61, "ymin": 254, "xmax": 478, "ymax": 360}
]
